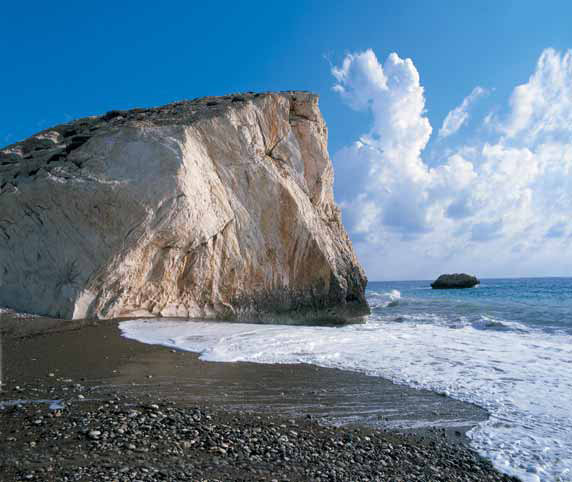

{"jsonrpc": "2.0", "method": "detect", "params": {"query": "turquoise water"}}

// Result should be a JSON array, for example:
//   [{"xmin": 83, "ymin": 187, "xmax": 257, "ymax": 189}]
[{"xmin": 368, "ymin": 277, "xmax": 572, "ymax": 334}]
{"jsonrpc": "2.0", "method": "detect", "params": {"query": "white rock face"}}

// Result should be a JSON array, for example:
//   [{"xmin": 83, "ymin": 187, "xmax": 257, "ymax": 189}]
[{"xmin": 0, "ymin": 92, "xmax": 368, "ymax": 322}]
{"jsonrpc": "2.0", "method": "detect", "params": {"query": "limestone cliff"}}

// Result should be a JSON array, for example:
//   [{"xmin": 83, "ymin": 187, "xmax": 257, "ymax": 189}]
[{"xmin": 0, "ymin": 91, "xmax": 369, "ymax": 322}]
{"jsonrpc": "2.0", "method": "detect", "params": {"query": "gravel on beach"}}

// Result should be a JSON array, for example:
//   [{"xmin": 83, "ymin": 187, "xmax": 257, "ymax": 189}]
[
  {"xmin": 0, "ymin": 392, "xmax": 518, "ymax": 482},
  {"xmin": 0, "ymin": 318, "xmax": 520, "ymax": 481}
]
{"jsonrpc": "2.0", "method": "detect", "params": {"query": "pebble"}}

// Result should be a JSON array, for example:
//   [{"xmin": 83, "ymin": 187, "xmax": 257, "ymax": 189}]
[{"xmin": 0, "ymin": 386, "xmax": 519, "ymax": 482}]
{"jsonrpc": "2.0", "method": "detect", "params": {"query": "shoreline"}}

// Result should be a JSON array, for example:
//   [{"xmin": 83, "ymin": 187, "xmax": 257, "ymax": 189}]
[{"xmin": 0, "ymin": 317, "xmax": 518, "ymax": 481}]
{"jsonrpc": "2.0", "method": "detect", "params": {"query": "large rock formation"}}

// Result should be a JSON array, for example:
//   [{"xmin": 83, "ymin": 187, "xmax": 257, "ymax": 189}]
[
  {"xmin": 0, "ymin": 92, "xmax": 369, "ymax": 322},
  {"xmin": 431, "ymin": 274, "xmax": 479, "ymax": 289}
]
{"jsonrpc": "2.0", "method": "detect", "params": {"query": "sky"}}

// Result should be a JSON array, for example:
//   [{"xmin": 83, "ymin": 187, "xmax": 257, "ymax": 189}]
[{"xmin": 2, "ymin": 0, "xmax": 572, "ymax": 280}]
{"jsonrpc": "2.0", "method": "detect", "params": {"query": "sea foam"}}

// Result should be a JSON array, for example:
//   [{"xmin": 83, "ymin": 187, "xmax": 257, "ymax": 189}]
[{"xmin": 120, "ymin": 288, "xmax": 572, "ymax": 482}]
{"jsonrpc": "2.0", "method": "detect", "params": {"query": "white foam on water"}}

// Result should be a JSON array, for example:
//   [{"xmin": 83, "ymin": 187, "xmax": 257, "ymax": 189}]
[
  {"xmin": 0, "ymin": 307, "xmax": 39, "ymax": 318},
  {"xmin": 367, "ymin": 289, "xmax": 401, "ymax": 308},
  {"xmin": 0, "ymin": 399, "xmax": 65, "ymax": 410},
  {"xmin": 120, "ymin": 312, "xmax": 572, "ymax": 481}
]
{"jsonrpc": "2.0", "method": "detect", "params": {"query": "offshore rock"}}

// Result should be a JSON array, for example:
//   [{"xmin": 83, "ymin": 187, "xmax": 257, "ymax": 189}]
[
  {"xmin": 431, "ymin": 274, "xmax": 480, "ymax": 289},
  {"xmin": 0, "ymin": 92, "xmax": 369, "ymax": 322}
]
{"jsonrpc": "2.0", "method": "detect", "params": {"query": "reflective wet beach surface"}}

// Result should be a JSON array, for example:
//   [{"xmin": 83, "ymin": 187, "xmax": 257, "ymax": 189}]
[{"xmin": 1, "ymin": 315, "xmax": 486, "ymax": 440}]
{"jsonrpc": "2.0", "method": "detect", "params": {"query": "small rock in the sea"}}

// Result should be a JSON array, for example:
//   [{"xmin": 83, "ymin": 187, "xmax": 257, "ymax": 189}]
[
  {"xmin": 88, "ymin": 430, "xmax": 101, "ymax": 439},
  {"xmin": 431, "ymin": 273, "xmax": 480, "ymax": 289}
]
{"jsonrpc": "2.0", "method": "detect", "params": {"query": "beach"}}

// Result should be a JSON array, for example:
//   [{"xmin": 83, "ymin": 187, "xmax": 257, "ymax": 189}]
[{"xmin": 0, "ymin": 316, "xmax": 516, "ymax": 481}]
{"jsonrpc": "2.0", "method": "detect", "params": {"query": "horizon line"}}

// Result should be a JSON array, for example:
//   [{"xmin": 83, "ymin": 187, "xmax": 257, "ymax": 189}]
[{"xmin": 369, "ymin": 275, "xmax": 572, "ymax": 283}]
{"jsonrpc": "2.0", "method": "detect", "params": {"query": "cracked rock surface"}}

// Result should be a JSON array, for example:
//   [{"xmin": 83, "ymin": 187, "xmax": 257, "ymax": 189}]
[{"xmin": 0, "ymin": 91, "xmax": 368, "ymax": 322}]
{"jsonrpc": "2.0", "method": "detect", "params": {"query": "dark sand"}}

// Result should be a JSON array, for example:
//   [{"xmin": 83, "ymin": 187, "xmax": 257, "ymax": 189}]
[
  {"xmin": 1, "ymin": 316, "xmax": 485, "ymax": 436},
  {"xmin": 0, "ymin": 316, "xmax": 516, "ymax": 481}
]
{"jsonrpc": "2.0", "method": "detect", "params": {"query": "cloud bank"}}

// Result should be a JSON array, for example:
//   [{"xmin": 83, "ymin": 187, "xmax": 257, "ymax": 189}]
[{"xmin": 331, "ymin": 48, "xmax": 572, "ymax": 280}]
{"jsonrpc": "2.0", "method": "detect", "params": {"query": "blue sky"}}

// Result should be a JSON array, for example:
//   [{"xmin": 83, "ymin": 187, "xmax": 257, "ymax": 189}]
[{"xmin": 3, "ymin": 1, "xmax": 572, "ymax": 280}]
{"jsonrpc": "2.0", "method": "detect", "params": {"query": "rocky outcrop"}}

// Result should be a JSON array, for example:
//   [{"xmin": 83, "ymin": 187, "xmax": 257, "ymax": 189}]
[
  {"xmin": 431, "ymin": 274, "xmax": 480, "ymax": 289},
  {"xmin": 0, "ymin": 92, "xmax": 369, "ymax": 322}
]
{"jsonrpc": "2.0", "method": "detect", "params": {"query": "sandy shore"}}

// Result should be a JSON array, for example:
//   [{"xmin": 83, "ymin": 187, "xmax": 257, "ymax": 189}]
[{"xmin": 0, "ymin": 316, "xmax": 518, "ymax": 481}]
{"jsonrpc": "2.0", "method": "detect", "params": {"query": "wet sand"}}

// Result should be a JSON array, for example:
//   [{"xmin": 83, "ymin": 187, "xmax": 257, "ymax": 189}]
[
  {"xmin": 0, "ymin": 316, "xmax": 516, "ymax": 481},
  {"xmin": 1, "ymin": 316, "xmax": 486, "ymax": 437}
]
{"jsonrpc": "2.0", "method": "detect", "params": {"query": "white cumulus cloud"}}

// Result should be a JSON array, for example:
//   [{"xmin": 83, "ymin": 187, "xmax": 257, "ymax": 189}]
[
  {"xmin": 438, "ymin": 86, "xmax": 488, "ymax": 138},
  {"xmin": 503, "ymin": 48, "xmax": 572, "ymax": 142},
  {"xmin": 331, "ymin": 48, "xmax": 572, "ymax": 280}
]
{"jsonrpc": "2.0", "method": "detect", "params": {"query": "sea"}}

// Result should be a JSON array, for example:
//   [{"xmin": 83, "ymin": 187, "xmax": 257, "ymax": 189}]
[{"xmin": 118, "ymin": 277, "xmax": 572, "ymax": 481}]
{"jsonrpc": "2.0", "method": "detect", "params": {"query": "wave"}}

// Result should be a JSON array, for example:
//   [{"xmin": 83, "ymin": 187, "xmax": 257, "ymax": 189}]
[
  {"xmin": 367, "ymin": 289, "xmax": 401, "ymax": 308},
  {"xmin": 119, "ymin": 317, "xmax": 572, "ymax": 481},
  {"xmin": 379, "ymin": 312, "xmax": 528, "ymax": 333},
  {"xmin": 0, "ymin": 307, "xmax": 39, "ymax": 319},
  {"xmin": 470, "ymin": 315, "xmax": 528, "ymax": 332}
]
